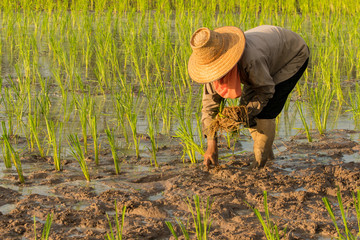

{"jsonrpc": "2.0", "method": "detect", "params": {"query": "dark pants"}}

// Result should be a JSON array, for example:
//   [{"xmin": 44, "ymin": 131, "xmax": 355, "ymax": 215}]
[{"xmin": 256, "ymin": 58, "xmax": 309, "ymax": 119}]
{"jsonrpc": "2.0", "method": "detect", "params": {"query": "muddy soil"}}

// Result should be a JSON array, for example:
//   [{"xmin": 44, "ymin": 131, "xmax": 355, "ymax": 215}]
[{"xmin": 1, "ymin": 129, "xmax": 360, "ymax": 239}]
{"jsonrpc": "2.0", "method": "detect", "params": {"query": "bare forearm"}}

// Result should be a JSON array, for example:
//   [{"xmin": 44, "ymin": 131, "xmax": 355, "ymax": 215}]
[{"xmin": 203, "ymin": 138, "xmax": 218, "ymax": 168}]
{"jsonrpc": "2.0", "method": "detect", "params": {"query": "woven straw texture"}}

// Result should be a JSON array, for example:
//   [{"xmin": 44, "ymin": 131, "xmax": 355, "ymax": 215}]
[{"xmin": 188, "ymin": 26, "xmax": 245, "ymax": 84}]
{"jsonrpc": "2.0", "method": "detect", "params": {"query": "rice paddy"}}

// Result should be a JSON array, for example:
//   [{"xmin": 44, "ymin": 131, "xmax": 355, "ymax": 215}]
[{"xmin": 0, "ymin": 0, "xmax": 360, "ymax": 239}]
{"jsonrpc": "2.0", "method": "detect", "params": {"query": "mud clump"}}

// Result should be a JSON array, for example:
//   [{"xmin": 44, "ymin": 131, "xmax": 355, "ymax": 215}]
[{"xmin": 208, "ymin": 106, "xmax": 248, "ymax": 137}]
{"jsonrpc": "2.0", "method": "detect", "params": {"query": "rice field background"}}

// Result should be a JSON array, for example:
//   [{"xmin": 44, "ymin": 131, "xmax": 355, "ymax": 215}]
[{"xmin": 0, "ymin": 0, "xmax": 360, "ymax": 239}]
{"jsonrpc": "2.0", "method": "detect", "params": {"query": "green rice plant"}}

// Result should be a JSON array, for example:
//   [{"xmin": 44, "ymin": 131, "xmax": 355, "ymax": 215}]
[
  {"xmin": 174, "ymin": 102, "xmax": 204, "ymax": 164},
  {"xmin": 187, "ymin": 195, "xmax": 213, "ymax": 239},
  {"xmin": 105, "ymin": 128, "xmax": 120, "ymax": 175},
  {"xmin": 113, "ymin": 93, "xmax": 129, "ymax": 145},
  {"xmin": 83, "ymin": 28, "xmax": 93, "ymax": 79},
  {"xmin": 2, "ymin": 87, "xmax": 19, "ymax": 137},
  {"xmin": 34, "ymin": 213, "xmax": 53, "ymax": 240},
  {"xmin": 126, "ymin": 112, "xmax": 140, "ymax": 159},
  {"xmin": 37, "ymin": 86, "xmax": 51, "ymax": 117},
  {"xmin": 90, "ymin": 115, "xmax": 99, "ymax": 165},
  {"xmin": 26, "ymin": 86, "xmax": 48, "ymax": 158},
  {"xmin": 322, "ymin": 189, "xmax": 360, "ymax": 239},
  {"xmin": 68, "ymin": 134, "xmax": 90, "ymax": 182},
  {"xmin": 166, "ymin": 195, "xmax": 213, "ymax": 240},
  {"xmin": 309, "ymin": 84, "xmax": 335, "ymax": 135},
  {"xmin": 146, "ymin": 108, "xmax": 159, "ymax": 168},
  {"xmin": 223, "ymin": 130, "xmax": 241, "ymax": 156},
  {"xmin": 224, "ymin": 131, "xmax": 232, "ymax": 149},
  {"xmin": 1, "ymin": 122, "xmax": 12, "ymax": 168},
  {"xmin": 61, "ymin": 40, "xmax": 78, "ymax": 91},
  {"xmin": 28, "ymin": 112, "xmax": 45, "ymax": 157},
  {"xmin": 166, "ymin": 222, "xmax": 180, "ymax": 240},
  {"xmin": 106, "ymin": 201, "xmax": 126, "ymax": 240},
  {"xmin": 2, "ymin": 128, "xmax": 25, "ymax": 183},
  {"xmin": 158, "ymin": 87, "xmax": 172, "ymax": 134},
  {"xmin": 353, "ymin": 190, "xmax": 360, "ymax": 237},
  {"xmin": 45, "ymin": 119, "xmax": 62, "ymax": 171},
  {"xmin": 296, "ymin": 101, "xmax": 312, "ymax": 142},
  {"xmin": 247, "ymin": 191, "xmax": 287, "ymax": 240},
  {"xmin": 94, "ymin": 38, "xmax": 109, "ymax": 90},
  {"xmin": 1, "ymin": 139, "xmax": 12, "ymax": 168},
  {"xmin": 87, "ymin": 97, "xmax": 100, "ymax": 165},
  {"xmin": 52, "ymin": 68, "xmax": 71, "ymax": 122},
  {"xmin": 75, "ymin": 96, "xmax": 90, "ymax": 156},
  {"xmin": 175, "ymin": 124, "xmax": 198, "ymax": 164},
  {"xmin": 348, "ymin": 83, "xmax": 360, "ymax": 126},
  {"xmin": 195, "ymin": 112, "xmax": 204, "ymax": 151}
]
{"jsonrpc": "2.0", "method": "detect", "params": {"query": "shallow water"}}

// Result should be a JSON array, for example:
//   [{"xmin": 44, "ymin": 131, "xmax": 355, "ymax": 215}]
[{"xmin": 0, "ymin": 203, "xmax": 16, "ymax": 215}]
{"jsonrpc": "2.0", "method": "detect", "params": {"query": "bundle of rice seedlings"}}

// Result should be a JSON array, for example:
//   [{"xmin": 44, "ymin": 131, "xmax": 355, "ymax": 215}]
[{"xmin": 207, "ymin": 106, "xmax": 249, "ymax": 138}]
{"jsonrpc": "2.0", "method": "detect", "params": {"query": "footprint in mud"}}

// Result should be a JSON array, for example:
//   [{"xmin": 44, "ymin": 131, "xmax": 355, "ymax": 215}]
[
  {"xmin": 131, "ymin": 173, "xmax": 177, "ymax": 183},
  {"xmin": 27, "ymin": 172, "xmax": 48, "ymax": 180},
  {"xmin": 0, "ymin": 186, "xmax": 21, "ymax": 208}
]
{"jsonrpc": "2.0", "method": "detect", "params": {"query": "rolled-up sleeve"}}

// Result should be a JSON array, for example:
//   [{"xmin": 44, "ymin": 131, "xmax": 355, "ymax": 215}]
[{"xmin": 201, "ymin": 83, "xmax": 224, "ymax": 139}]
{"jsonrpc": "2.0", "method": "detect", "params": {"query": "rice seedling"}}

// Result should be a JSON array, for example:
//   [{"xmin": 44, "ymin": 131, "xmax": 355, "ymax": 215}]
[
  {"xmin": 3, "ymin": 87, "xmax": 17, "ymax": 137},
  {"xmin": 62, "ymin": 44, "xmax": 78, "ymax": 91},
  {"xmin": 68, "ymin": 134, "xmax": 90, "ymax": 182},
  {"xmin": 126, "ymin": 111, "xmax": 140, "ymax": 159},
  {"xmin": 90, "ymin": 115, "xmax": 100, "ymax": 165},
  {"xmin": 187, "ymin": 195, "xmax": 213, "ymax": 239},
  {"xmin": 34, "ymin": 213, "xmax": 53, "ymax": 240},
  {"xmin": 322, "ymin": 189, "xmax": 360, "ymax": 239},
  {"xmin": 75, "ymin": 96, "xmax": 90, "ymax": 156},
  {"xmin": 83, "ymin": 27, "xmax": 93, "ymax": 79},
  {"xmin": 308, "ymin": 84, "xmax": 335, "ymax": 135},
  {"xmin": 146, "ymin": 107, "xmax": 159, "ymax": 168},
  {"xmin": 348, "ymin": 83, "xmax": 360, "ymax": 126},
  {"xmin": 105, "ymin": 127, "xmax": 121, "ymax": 175},
  {"xmin": 86, "ymin": 97, "xmax": 100, "ymax": 165},
  {"xmin": 113, "ymin": 93, "xmax": 129, "ymax": 145},
  {"xmin": 174, "ymin": 101, "xmax": 204, "ymax": 164},
  {"xmin": 2, "ymin": 124, "xmax": 25, "ymax": 183},
  {"xmin": 106, "ymin": 201, "xmax": 126, "ymax": 240},
  {"xmin": 246, "ymin": 191, "xmax": 287, "ymax": 240},
  {"xmin": 166, "ymin": 195, "xmax": 213, "ymax": 240},
  {"xmin": 28, "ymin": 112, "xmax": 45, "ymax": 157},
  {"xmin": 157, "ymin": 87, "xmax": 172, "ymax": 134},
  {"xmin": 224, "ymin": 131, "xmax": 232, "ymax": 150},
  {"xmin": 0, "ymin": 139, "xmax": 12, "ymax": 169},
  {"xmin": 296, "ymin": 101, "xmax": 312, "ymax": 142},
  {"xmin": 175, "ymin": 124, "xmax": 198, "ymax": 164},
  {"xmin": 52, "ymin": 68, "xmax": 70, "ymax": 118},
  {"xmin": 1, "ymin": 122, "xmax": 12, "ymax": 168},
  {"xmin": 25, "ymin": 82, "xmax": 50, "ymax": 157},
  {"xmin": 45, "ymin": 119, "xmax": 62, "ymax": 171}
]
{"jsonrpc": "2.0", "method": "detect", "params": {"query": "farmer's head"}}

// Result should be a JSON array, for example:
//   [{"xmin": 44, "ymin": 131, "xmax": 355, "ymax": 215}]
[{"xmin": 188, "ymin": 26, "xmax": 246, "ymax": 84}]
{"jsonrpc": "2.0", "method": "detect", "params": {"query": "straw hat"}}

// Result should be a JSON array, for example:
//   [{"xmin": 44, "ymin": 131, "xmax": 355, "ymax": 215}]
[{"xmin": 188, "ymin": 26, "xmax": 246, "ymax": 84}]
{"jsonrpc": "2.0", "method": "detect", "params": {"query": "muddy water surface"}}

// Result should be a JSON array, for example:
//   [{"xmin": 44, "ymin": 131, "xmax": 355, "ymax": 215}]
[{"xmin": 1, "ymin": 129, "xmax": 360, "ymax": 239}]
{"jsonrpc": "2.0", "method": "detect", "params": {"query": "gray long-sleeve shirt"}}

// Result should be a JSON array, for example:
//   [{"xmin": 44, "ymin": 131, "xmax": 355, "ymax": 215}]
[{"xmin": 201, "ymin": 25, "xmax": 310, "ymax": 138}]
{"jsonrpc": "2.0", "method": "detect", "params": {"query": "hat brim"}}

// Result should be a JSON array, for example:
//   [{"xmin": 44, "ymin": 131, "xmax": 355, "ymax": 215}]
[{"xmin": 188, "ymin": 26, "xmax": 245, "ymax": 84}]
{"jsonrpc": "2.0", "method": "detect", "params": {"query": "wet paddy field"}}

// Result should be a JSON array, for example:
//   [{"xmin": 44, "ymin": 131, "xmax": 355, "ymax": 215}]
[{"xmin": 1, "ymin": 128, "xmax": 360, "ymax": 239}]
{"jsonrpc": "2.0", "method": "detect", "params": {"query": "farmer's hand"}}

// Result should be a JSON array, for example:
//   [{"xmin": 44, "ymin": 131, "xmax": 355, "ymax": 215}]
[
  {"xmin": 203, "ymin": 139, "xmax": 218, "ymax": 169},
  {"xmin": 245, "ymin": 100, "xmax": 261, "ymax": 128}
]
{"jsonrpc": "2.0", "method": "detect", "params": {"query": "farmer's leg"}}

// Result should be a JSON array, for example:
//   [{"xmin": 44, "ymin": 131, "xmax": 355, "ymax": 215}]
[
  {"xmin": 256, "ymin": 58, "xmax": 309, "ymax": 119},
  {"xmin": 249, "ymin": 118, "xmax": 276, "ymax": 168},
  {"xmin": 250, "ymin": 58, "xmax": 309, "ymax": 168}
]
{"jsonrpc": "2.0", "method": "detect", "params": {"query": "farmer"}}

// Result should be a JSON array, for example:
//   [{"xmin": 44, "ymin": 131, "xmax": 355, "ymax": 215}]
[{"xmin": 188, "ymin": 25, "xmax": 309, "ymax": 169}]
